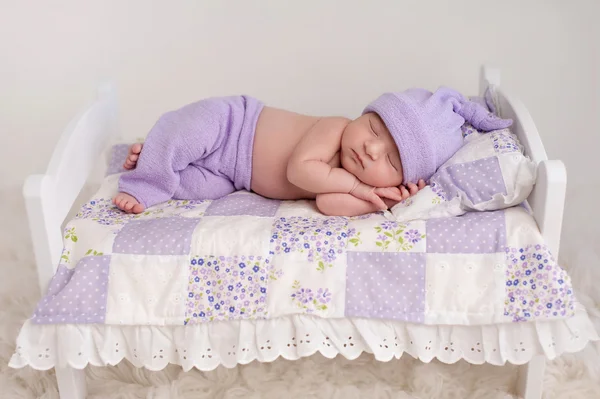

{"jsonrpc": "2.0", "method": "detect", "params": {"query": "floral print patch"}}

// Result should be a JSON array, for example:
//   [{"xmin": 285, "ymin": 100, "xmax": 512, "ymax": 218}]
[
  {"xmin": 76, "ymin": 198, "xmax": 145, "ymax": 226},
  {"xmin": 76, "ymin": 198, "xmax": 209, "ymax": 227},
  {"xmin": 461, "ymin": 123, "xmax": 479, "ymax": 139},
  {"xmin": 504, "ymin": 244, "xmax": 575, "ymax": 322},
  {"xmin": 374, "ymin": 221, "xmax": 425, "ymax": 252},
  {"xmin": 290, "ymin": 280, "xmax": 332, "ymax": 314},
  {"xmin": 491, "ymin": 129, "xmax": 521, "ymax": 154},
  {"xmin": 430, "ymin": 181, "xmax": 449, "ymax": 204},
  {"xmin": 185, "ymin": 255, "xmax": 269, "ymax": 325},
  {"xmin": 270, "ymin": 216, "xmax": 349, "ymax": 271},
  {"xmin": 347, "ymin": 227, "xmax": 363, "ymax": 248}
]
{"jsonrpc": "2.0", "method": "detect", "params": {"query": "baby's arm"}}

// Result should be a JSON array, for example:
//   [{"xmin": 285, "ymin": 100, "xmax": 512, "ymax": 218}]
[
  {"xmin": 316, "ymin": 180, "xmax": 426, "ymax": 217},
  {"xmin": 287, "ymin": 118, "xmax": 388, "ymax": 210},
  {"xmin": 316, "ymin": 193, "xmax": 397, "ymax": 217}
]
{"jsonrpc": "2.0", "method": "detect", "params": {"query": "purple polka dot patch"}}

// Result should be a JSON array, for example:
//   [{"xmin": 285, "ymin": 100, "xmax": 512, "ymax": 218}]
[
  {"xmin": 113, "ymin": 217, "xmax": 201, "ymax": 255},
  {"xmin": 430, "ymin": 157, "xmax": 506, "ymax": 205},
  {"xmin": 204, "ymin": 193, "xmax": 280, "ymax": 217},
  {"xmin": 345, "ymin": 252, "xmax": 425, "ymax": 322},
  {"xmin": 426, "ymin": 210, "xmax": 506, "ymax": 254},
  {"xmin": 105, "ymin": 144, "xmax": 130, "ymax": 176},
  {"xmin": 32, "ymin": 256, "xmax": 110, "ymax": 324}
]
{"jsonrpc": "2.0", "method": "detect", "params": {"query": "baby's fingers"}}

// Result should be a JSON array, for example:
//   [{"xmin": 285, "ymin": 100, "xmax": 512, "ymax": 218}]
[
  {"xmin": 370, "ymin": 193, "xmax": 388, "ymax": 211},
  {"xmin": 406, "ymin": 182, "xmax": 418, "ymax": 196},
  {"xmin": 418, "ymin": 179, "xmax": 426, "ymax": 189},
  {"xmin": 376, "ymin": 187, "xmax": 403, "ymax": 202},
  {"xmin": 400, "ymin": 185, "xmax": 410, "ymax": 199}
]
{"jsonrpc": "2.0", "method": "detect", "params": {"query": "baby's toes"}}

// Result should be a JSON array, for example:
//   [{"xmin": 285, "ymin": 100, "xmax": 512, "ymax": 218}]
[
  {"xmin": 117, "ymin": 196, "xmax": 129, "ymax": 210},
  {"xmin": 126, "ymin": 154, "xmax": 138, "ymax": 166},
  {"xmin": 123, "ymin": 199, "xmax": 135, "ymax": 212},
  {"xmin": 131, "ymin": 143, "xmax": 143, "ymax": 155}
]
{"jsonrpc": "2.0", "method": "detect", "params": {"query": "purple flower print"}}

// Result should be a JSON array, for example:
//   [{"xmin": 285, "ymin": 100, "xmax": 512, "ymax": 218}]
[
  {"xmin": 491, "ymin": 130, "xmax": 521, "ymax": 154},
  {"xmin": 381, "ymin": 221, "xmax": 398, "ymax": 231},
  {"xmin": 404, "ymin": 229, "xmax": 422, "ymax": 244},
  {"xmin": 290, "ymin": 281, "xmax": 331, "ymax": 313},
  {"xmin": 271, "ymin": 216, "xmax": 349, "ymax": 271},
  {"xmin": 292, "ymin": 288, "xmax": 314, "ymax": 304},
  {"xmin": 185, "ymin": 255, "xmax": 270, "ymax": 325},
  {"xmin": 375, "ymin": 222, "xmax": 425, "ymax": 252},
  {"xmin": 504, "ymin": 244, "xmax": 574, "ymax": 322},
  {"xmin": 316, "ymin": 288, "xmax": 332, "ymax": 304}
]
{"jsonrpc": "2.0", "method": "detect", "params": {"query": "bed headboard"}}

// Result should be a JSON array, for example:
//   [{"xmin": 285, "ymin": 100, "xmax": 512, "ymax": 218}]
[
  {"xmin": 23, "ymin": 83, "xmax": 119, "ymax": 294},
  {"xmin": 479, "ymin": 66, "xmax": 567, "ymax": 260}
]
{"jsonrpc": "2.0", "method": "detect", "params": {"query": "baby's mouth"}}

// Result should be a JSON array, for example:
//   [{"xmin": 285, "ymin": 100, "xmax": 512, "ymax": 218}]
[{"xmin": 351, "ymin": 149, "xmax": 364, "ymax": 168}]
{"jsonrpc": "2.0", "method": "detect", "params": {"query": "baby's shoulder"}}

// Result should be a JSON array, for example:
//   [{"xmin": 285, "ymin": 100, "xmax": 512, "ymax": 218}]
[{"xmin": 314, "ymin": 116, "xmax": 352, "ymax": 134}]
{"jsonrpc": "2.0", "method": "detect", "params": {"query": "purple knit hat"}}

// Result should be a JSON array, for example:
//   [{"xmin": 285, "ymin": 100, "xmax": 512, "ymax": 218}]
[{"xmin": 363, "ymin": 87, "xmax": 512, "ymax": 184}]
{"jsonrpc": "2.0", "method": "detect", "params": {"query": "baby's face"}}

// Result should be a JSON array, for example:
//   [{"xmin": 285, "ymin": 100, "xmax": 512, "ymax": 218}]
[{"xmin": 340, "ymin": 113, "xmax": 404, "ymax": 187}]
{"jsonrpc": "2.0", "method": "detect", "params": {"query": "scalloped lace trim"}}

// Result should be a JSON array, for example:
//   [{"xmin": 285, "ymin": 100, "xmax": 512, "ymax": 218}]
[{"xmin": 10, "ymin": 305, "xmax": 597, "ymax": 371}]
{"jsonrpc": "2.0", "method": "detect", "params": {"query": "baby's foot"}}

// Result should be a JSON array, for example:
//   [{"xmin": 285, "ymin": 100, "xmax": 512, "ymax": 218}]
[
  {"xmin": 113, "ymin": 192, "xmax": 145, "ymax": 214},
  {"xmin": 123, "ymin": 143, "xmax": 143, "ymax": 170}
]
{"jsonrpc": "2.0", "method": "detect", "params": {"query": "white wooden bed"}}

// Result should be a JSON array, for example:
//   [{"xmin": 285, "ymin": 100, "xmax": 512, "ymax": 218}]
[{"xmin": 16, "ymin": 66, "xmax": 581, "ymax": 399}]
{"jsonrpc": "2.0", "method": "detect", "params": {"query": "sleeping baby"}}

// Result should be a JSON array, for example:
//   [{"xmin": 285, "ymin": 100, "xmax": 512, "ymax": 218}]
[{"xmin": 113, "ymin": 87, "xmax": 512, "ymax": 217}]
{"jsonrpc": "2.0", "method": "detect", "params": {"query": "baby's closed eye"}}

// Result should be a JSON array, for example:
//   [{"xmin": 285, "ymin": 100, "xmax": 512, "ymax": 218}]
[{"xmin": 369, "ymin": 119, "xmax": 378, "ymax": 137}]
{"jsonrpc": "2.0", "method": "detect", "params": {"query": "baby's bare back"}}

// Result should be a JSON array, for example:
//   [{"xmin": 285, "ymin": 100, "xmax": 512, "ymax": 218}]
[{"xmin": 251, "ymin": 107, "xmax": 344, "ymax": 200}]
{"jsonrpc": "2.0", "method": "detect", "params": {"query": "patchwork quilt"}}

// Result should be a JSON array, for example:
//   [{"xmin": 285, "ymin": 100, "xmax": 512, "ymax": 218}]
[{"xmin": 32, "ymin": 176, "xmax": 575, "ymax": 327}]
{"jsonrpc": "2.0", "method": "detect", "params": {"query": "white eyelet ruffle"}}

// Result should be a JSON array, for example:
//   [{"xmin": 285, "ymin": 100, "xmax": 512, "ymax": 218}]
[{"xmin": 10, "ymin": 304, "xmax": 597, "ymax": 371}]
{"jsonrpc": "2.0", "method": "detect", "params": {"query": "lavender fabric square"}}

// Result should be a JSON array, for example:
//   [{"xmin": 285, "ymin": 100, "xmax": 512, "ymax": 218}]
[
  {"xmin": 105, "ymin": 144, "xmax": 130, "ymax": 176},
  {"xmin": 426, "ymin": 210, "xmax": 506, "ymax": 254},
  {"xmin": 113, "ymin": 216, "xmax": 200, "ymax": 255},
  {"xmin": 32, "ymin": 256, "xmax": 110, "ymax": 324},
  {"xmin": 345, "ymin": 252, "xmax": 425, "ymax": 322},
  {"xmin": 204, "ymin": 193, "xmax": 280, "ymax": 217},
  {"xmin": 430, "ymin": 157, "xmax": 506, "ymax": 205}
]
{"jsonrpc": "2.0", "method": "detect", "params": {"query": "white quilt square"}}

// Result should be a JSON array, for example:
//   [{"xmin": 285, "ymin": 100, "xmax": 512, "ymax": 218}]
[
  {"xmin": 424, "ymin": 253, "xmax": 505, "ymax": 324},
  {"xmin": 504, "ymin": 206, "xmax": 544, "ymax": 248},
  {"xmin": 274, "ymin": 199, "xmax": 325, "ymax": 219},
  {"xmin": 105, "ymin": 254, "xmax": 188, "ymax": 325},
  {"xmin": 266, "ymin": 253, "xmax": 346, "ymax": 319},
  {"xmin": 60, "ymin": 219, "xmax": 117, "ymax": 268},
  {"xmin": 497, "ymin": 153, "xmax": 536, "ymax": 200},
  {"xmin": 191, "ymin": 216, "xmax": 273, "ymax": 257}
]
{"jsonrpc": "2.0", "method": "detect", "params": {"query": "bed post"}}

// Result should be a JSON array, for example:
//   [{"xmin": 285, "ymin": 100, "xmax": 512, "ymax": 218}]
[
  {"xmin": 56, "ymin": 367, "xmax": 87, "ymax": 399},
  {"xmin": 480, "ymin": 65, "xmax": 566, "ymax": 399}
]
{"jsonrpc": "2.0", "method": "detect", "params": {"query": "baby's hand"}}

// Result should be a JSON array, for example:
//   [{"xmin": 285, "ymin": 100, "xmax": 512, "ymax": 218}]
[
  {"xmin": 400, "ymin": 179, "xmax": 427, "ymax": 200},
  {"xmin": 373, "ymin": 187, "xmax": 404, "ymax": 202},
  {"xmin": 375, "ymin": 179, "xmax": 427, "ymax": 202},
  {"xmin": 349, "ymin": 181, "xmax": 388, "ymax": 211}
]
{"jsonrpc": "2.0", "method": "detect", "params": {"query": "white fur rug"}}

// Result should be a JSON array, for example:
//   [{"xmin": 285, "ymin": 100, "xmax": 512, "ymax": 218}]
[{"xmin": 1, "ymin": 187, "xmax": 599, "ymax": 398}]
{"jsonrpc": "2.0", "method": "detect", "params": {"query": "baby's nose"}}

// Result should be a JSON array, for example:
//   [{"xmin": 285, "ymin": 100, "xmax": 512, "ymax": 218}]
[{"xmin": 365, "ymin": 140, "xmax": 383, "ymax": 160}]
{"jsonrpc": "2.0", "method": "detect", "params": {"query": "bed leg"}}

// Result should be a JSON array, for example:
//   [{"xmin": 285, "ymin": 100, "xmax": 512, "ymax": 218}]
[
  {"xmin": 516, "ymin": 355, "xmax": 545, "ymax": 399},
  {"xmin": 56, "ymin": 366, "xmax": 87, "ymax": 399}
]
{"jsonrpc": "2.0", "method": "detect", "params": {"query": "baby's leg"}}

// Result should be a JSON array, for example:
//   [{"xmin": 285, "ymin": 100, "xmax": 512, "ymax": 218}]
[
  {"xmin": 123, "ymin": 143, "xmax": 143, "ymax": 170},
  {"xmin": 114, "ymin": 165, "xmax": 235, "ymax": 213},
  {"xmin": 115, "ymin": 107, "xmax": 222, "ymax": 211},
  {"xmin": 175, "ymin": 165, "xmax": 235, "ymax": 200}
]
